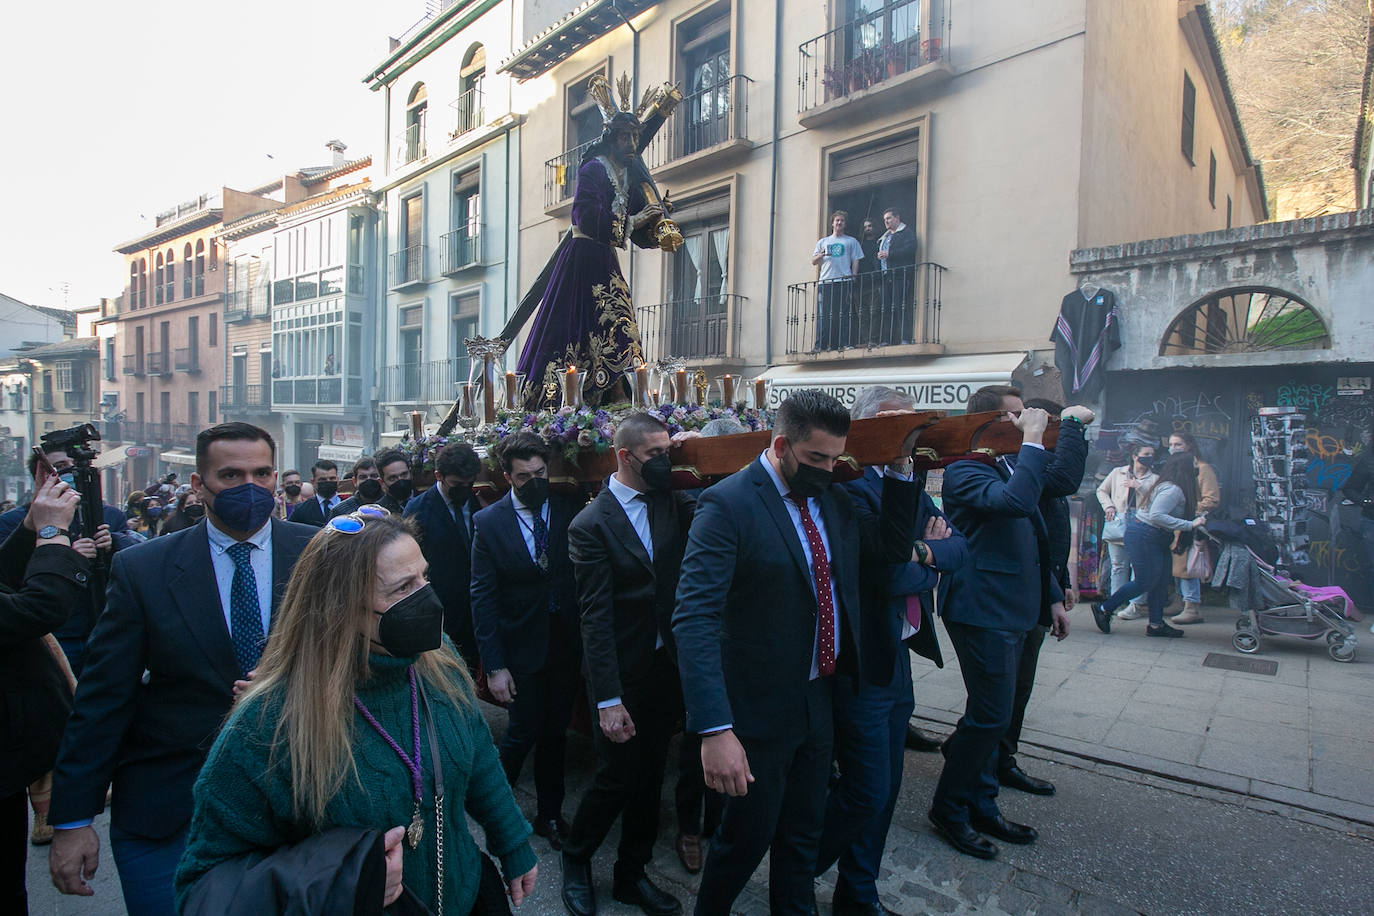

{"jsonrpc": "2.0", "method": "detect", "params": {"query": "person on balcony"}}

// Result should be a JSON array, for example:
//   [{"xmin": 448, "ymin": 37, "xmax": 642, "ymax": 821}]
[
  {"xmin": 877, "ymin": 208, "xmax": 917, "ymax": 345},
  {"xmin": 812, "ymin": 210, "xmax": 863, "ymax": 351}
]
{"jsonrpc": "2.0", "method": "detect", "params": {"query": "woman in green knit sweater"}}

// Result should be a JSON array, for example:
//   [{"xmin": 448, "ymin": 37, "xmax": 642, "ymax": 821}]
[{"xmin": 175, "ymin": 509, "xmax": 538, "ymax": 913}]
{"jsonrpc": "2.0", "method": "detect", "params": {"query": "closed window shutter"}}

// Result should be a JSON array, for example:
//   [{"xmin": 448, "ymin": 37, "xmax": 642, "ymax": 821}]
[{"xmin": 829, "ymin": 133, "xmax": 919, "ymax": 195}]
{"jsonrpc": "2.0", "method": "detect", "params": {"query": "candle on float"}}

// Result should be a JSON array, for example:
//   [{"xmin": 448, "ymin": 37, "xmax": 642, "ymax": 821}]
[
  {"xmin": 481, "ymin": 354, "xmax": 496, "ymax": 422},
  {"xmin": 505, "ymin": 371, "xmax": 518, "ymax": 410},
  {"xmin": 674, "ymin": 369, "xmax": 688, "ymax": 404},
  {"xmin": 634, "ymin": 363, "xmax": 649, "ymax": 405},
  {"xmin": 410, "ymin": 410, "xmax": 424, "ymax": 439},
  {"xmin": 722, "ymin": 374, "xmax": 735, "ymax": 405},
  {"xmin": 564, "ymin": 365, "xmax": 580, "ymax": 407},
  {"xmin": 754, "ymin": 378, "xmax": 768, "ymax": 408}
]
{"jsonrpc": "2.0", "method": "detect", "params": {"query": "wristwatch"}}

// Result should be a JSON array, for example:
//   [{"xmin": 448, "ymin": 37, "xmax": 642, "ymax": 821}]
[
  {"xmin": 914, "ymin": 540, "xmax": 930, "ymax": 565},
  {"xmin": 37, "ymin": 525, "xmax": 61, "ymax": 539}
]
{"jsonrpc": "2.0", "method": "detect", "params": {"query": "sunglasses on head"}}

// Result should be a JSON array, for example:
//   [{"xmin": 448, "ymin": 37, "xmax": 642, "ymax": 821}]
[{"xmin": 325, "ymin": 503, "xmax": 392, "ymax": 535}]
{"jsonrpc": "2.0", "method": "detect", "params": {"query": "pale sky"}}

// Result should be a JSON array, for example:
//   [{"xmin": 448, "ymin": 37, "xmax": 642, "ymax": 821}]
[{"xmin": 0, "ymin": 0, "xmax": 423, "ymax": 314}]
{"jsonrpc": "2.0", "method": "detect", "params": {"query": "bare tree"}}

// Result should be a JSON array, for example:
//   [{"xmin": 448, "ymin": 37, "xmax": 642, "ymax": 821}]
[{"xmin": 1210, "ymin": 0, "xmax": 1368, "ymax": 218}]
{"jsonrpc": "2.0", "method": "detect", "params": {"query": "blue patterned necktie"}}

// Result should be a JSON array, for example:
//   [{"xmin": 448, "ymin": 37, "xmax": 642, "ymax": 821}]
[
  {"xmin": 531, "ymin": 511, "xmax": 549, "ymax": 565},
  {"xmin": 227, "ymin": 541, "xmax": 265, "ymax": 676}
]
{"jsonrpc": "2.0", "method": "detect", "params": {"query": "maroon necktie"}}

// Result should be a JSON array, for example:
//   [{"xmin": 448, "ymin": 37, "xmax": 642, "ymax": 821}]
[
  {"xmin": 788, "ymin": 493, "xmax": 836, "ymax": 676},
  {"xmin": 905, "ymin": 595, "xmax": 923, "ymax": 633}
]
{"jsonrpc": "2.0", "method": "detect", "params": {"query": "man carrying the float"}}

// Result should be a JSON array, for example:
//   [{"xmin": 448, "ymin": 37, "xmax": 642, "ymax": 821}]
[{"xmin": 507, "ymin": 74, "xmax": 683, "ymax": 409}]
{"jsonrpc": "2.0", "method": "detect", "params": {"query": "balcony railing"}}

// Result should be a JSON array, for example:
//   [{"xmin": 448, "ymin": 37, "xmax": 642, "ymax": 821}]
[
  {"xmin": 122, "ymin": 354, "xmax": 144, "ymax": 376},
  {"xmin": 146, "ymin": 351, "xmax": 170, "ymax": 376},
  {"xmin": 348, "ymin": 264, "xmax": 364, "ymax": 293},
  {"xmin": 174, "ymin": 347, "xmax": 199, "ymax": 373},
  {"xmin": 785, "ymin": 262, "xmax": 945, "ymax": 355},
  {"xmin": 644, "ymin": 75, "xmax": 751, "ymax": 171},
  {"xmin": 380, "ymin": 359, "xmax": 470, "ymax": 405},
  {"xmin": 394, "ymin": 120, "xmax": 428, "ymax": 167},
  {"xmin": 391, "ymin": 245, "xmax": 428, "ymax": 288},
  {"xmin": 441, "ymin": 225, "xmax": 482, "ymax": 274},
  {"xmin": 449, "ymin": 87, "xmax": 484, "ymax": 140},
  {"xmin": 220, "ymin": 384, "xmax": 270, "ymax": 412},
  {"xmin": 797, "ymin": 0, "xmax": 948, "ymax": 113},
  {"xmin": 225, "ymin": 290, "xmax": 252, "ymax": 322},
  {"xmin": 272, "ymin": 376, "xmax": 346, "ymax": 408},
  {"xmin": 636, "ymin": 295, "xmax": 745, "ymax": 364},
  {"xmin": 39, "ymin": 393, "xmax": 55, "ymax": 411},
  {"xmin": 544, "ymin": 139, "xmax": 597, "ymax": 210},
  {"xmin": 64, "ymin": 391, "xmax": 88, "ymax": 411}
]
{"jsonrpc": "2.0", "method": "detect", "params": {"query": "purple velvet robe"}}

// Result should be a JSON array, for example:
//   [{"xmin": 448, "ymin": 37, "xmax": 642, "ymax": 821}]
[{"xmin": 516, "ymin": 155, "xmax": 651, "ymax": 409}]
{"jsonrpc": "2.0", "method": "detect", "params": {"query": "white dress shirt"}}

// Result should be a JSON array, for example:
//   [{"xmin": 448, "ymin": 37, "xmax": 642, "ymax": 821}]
[
  {"xmin": 597, "ymin": 475, "xmax": 662, "ymax": 711},
  {"xmin": 510, "ymin": 487, "xmax": 550, "ymax": 561},
  {"xmin": 206, "ymin": 519, "xmax": 274, "ymax": 638}
]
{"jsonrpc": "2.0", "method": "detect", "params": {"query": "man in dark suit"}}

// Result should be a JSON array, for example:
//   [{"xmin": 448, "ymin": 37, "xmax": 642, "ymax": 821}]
[
  {"xmin": 815, "ymin": 387, "xmax": 968, "ymax": 916},
  {"xmin": 673, "ymin": 389, "xmax": 919, "ymax": 916},
  {"xmin": 996, "ymin": 398, "xmax": 1092, "ymax": 797},
  {"xmin": 330, "ymin": 451, "xmax": 410, "ymax": 517},
  {"xmin": 403, "ymin": 441, "xmax": 483, "ymax": 672},
  {"xmin": 876, "ymin": 207, "xmax": 918, "ymax": 345},
  {"xmin": 285, "ymin": 458, "xmax": 340, "ymax": 527},
  {"xmin": 561, "ymin": 413, "xmax": 695, "ymax": 916},
  {"xmin": 928, "ymin": 386, "xmax": 1072, "ymax": 861},
  {"xmin": 47, "ymin": 422, "xmax": 317, "ymax": 915},
  {"xmin": 471, "ymin": 431, "xmax": 583, "ymax": 850}
]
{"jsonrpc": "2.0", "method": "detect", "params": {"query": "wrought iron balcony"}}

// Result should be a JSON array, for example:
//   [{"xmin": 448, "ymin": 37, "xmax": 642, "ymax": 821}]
[
  {"xmin": 636, "ymin": 295, "xmax": 745, "ymax": 364},
  {"xmin": 785, "ymin": 262, "xmax": 945, "ymax": 356},
  {"xmin": 544, "ymin": 139, "xmax": 597, "ymax": 210},
  {"xmin": 225, "ymin": 290, "xmax": 252, "ymax": 322},
  {"xmin": 441, "ymin": 225, "xmax": 482, "ymax": 274},
  {"xmin": 174, "ymin": 347, "xmax": 199, "ymax": 373},
  {"xmin": 380, "ymin": 359, "xmax": 469, "ymax": 405},
  {"xmin": 449, "ymin": 87, "xmax": 485, "ymax": 140},
  {"xmin": 391, "ymin": 245, "xmax": 428, "ymax": 289},
  {"xmin": 122, "ymin": 354, "xmax": 144, "ymax": 376},
  {"xmin": 394, "ymin": 121, "xmax": 428, "ymax": 167},
  {"xmin": 63, "ymin": 391, "xmax": 88, "ymax": 411},
  {"xmin": 38, "ymin": 393, "xmax": 54, "ymax": 411},
  {"xmin": 220, "ymin": 384, "xmax": 270, "ymax": 412},
  {"xmin": 146, "ymin": 351, "xmax": 171, "ymax": 376},
  {"xmin": 644, "ymin": 75, "xmax": 752, "ymax": 172},
  {"xmin": 797, "ymin": 0, "xmax": 950, "ymax": 116}
]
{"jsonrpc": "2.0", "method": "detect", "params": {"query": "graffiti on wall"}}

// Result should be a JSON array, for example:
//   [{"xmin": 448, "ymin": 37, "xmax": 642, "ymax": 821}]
[{"xmin": 1276, "ymin": 383, "xmax": 1335, "ymax": 414}]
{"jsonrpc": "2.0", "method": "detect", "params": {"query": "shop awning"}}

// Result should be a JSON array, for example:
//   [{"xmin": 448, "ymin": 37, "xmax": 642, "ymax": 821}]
[
  {"xmin": 317, "ymin": 445, "xmax": 364, "ymax": 462},
  {"xmin": 93, "ymin": 448, "xmax": 128, "ymax": 469},
  {"xmin": 160, "ymin": 450, "xmax": 198, "ymax": 466},
  {"xmin": 757, "ymin": 352, "xmax": 1028, "ymax": 411}
]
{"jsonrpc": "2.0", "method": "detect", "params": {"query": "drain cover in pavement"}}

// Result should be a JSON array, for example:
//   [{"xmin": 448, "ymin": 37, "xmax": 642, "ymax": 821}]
[{"xmin": 1202, "ymin": 653, "xmax": 1277, "ymax": 676}]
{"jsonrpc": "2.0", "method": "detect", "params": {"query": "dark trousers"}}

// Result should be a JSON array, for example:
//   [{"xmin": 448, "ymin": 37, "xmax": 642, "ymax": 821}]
[
  {"xmin": 57, "ymin": 635, "xmax": 86, "ymax": 679},
  {"xmin": 564, "ymin": 649, "xmax": 681, "ymax": 879},
  {"xmin": 499, "ymin": 649, "xmax": 580, "ymax": 821},
  {"xmin": 695, "ymin": 677, "xmax": 834, "ymax": 916},
  {"xmin": 815, "ymin": 645, "xmax": 913, "ymax": 905},
  {"xmin": 109, "ymin": 823, "xmax": 189, "ymax": 916},
  {"xmin": 816, "ymin": 279, "xmax": 854, "ymax": 350},
  {"xmin": 675, "ymin": 733, "xmax": 724, "ymax": 839},
  {"xmin": 999, "ymin": 624, "xmax": 1047, "ymax": 774},
  {"xmin": 3, "ymin": 790, "xmax": 27, "ymax": 916},
  {"xmin": 879, "ymin": 269, "xmax": 912, "ymax": 345},
  {"xmin": 932, "ymin": 622, "xmax": 1025, "ymax": 824},
  {"xmin": 1103, "ymin": 521, "xmax": 1174, "ymax": 625}
]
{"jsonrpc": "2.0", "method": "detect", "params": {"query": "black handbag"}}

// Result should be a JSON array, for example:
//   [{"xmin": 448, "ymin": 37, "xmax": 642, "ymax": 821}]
[{"xmin": 470, "ymin": 853, "xmax": 511, "ymax": 916}]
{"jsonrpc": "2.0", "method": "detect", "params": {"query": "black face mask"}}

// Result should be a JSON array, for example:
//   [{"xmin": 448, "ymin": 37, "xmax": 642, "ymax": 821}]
[
  {"xmin": 1135, "ymin": 455, "xmax": 1155, "ymax": 471},
  {"xmin": 516, "ymin": 476, "xmax": 549, "ymax": 509},
  {"xmin": 446, "ymin": 483, "xmax": 472, "ymax": 508},
  {"xmin": 357, "ymin": 478, "xmax": 383, "ymax": 502},
  {"xmin": 373, "ymin": 584, "xmax": 444, "ymax": 657},
  {"xmin": 283, "ymin": 483, "xmax": 302, "ymax": 498},
  {"xmin": 387, "ymin": 479, "xmax": 413, "ymax": 504},
  {"xmin": 315, "ymin": 480, "xmax": 338, "ymax": 500},
  {"xmin": 184, "ymin": 503, "xmax": 206, "ymax": 521},
  {"xmin": 783, "ymin": 445, "xmax": 833, "ymax": 499},
  {"xmin": 634, "ymin": 453, "xmax": 673, "ymax": 492}
]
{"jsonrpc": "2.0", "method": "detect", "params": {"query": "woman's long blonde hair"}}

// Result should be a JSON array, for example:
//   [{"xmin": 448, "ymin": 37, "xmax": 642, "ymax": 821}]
[{"xmin": 240, "ymin": 514, "xmax": 475, "ymax": 827}]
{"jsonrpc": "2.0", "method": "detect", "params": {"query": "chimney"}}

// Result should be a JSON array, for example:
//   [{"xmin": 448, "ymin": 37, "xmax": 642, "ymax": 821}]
[{"xmin": 326, "ymin": 139, "xmax": 348, "ymax": 166}]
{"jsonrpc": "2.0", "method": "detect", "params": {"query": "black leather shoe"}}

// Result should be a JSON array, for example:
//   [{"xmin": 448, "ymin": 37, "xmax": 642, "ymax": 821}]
[
  {"xmin": 904, "ymin": 724, "xmax": 943, "ymax": 752},
  {"xmin": 1091, "ymin": 602, "xmax": 1112, "ymax": 634},
  {"xmin": 833, "ymin": 894, "xmax": 900, "ymax": 916},
  {"xmin": 969, "ymin": 813, "xmax": 1038, "ymax": 845},
  {"xmin": 927, "ymin": 811, "xmax": 997, "ymax": 859},
  {"xmin": 561, "ymin": 853, "xmax": 596, "ymax": 916},
  {"xmin": 534, "ymin": 816, "xmax": 570, "ymax": 851},
  {"xmin": 998, "ymin": 765, "xmax": 1055, "ymax": 796},
  {"xmin": 1147, "ymin": 622, "xmax": 1185, "ymax": 638},
  {"xmin": 612, "ymin": 876, "xmax": 682, "ymax": 916}
]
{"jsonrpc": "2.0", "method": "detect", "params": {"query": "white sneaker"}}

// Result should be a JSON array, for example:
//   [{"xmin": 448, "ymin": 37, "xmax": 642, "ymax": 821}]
[{"xmin": 1115, "ymin": 605, "xmax": 1145, "ymax": 621}]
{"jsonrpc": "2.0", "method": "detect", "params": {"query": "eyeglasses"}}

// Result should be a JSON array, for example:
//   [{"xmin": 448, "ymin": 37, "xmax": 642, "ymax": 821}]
[{"xmin": 325, "ymin": 503, "xmax": 392, "ymax": 534}]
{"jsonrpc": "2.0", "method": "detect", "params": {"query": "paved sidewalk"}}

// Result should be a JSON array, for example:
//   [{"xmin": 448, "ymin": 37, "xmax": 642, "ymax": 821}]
[{"xmin": 911, "ymin": 597, "xmax": 1374, "ymax": 826}]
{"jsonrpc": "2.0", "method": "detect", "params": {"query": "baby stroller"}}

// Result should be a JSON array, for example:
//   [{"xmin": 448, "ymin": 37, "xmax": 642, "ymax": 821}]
[{"xmin": 1208, "ymin": 520, "xmax": 1358, "ymax": 662}]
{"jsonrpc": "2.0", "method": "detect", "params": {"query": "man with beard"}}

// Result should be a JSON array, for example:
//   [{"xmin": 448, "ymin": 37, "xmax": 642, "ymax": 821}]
[
  {"xmin": 329, "ymin": 451, "xmax": 411, "ymax": 517},
  {"xmin": 471, "ymin": 432, "xmax": 582, "ymax": 851},
  {"xmin": 46, "ymin": 422, "xmax": 316, "ymax": 916},
  {"xmin": 284, "ymin": 459, "xmax": 340, "ymax": 527}
]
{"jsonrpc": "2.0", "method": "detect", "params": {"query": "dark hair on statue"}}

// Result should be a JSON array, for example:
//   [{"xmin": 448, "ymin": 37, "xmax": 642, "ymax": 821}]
[
  {"xmin": 496, "ymin": 431, "xmax": 550, "ymax": 473},
  {"xmin": 965, "ymin": 384, "xmax": 1023, "ymax": 415},
  {"xmin": 435, "ymin": 442, "xmax": 481, "ymax": 479},
  {"xmin": 775, "ymin": 389, "xmax": 851, "ymax": 443},
  {"xmin": 584, "ymin": 112, "xmax": 642, "ymax": 164}
]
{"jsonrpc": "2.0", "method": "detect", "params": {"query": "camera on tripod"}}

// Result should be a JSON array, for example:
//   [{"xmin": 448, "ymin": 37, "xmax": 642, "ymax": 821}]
[{"xmin": 38, "ymin": 423, "xmax": 106, "ymax": 556}]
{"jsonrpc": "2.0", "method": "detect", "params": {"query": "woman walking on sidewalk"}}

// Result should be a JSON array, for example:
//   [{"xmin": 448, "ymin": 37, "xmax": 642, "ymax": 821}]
[
  {"xmin": 1091, "ymin": 454, "xmax": 1207, "ymax": 638},
  {"xmin": 1096, "ymin": 442, "xmax": 1158, "ymax": 621}
]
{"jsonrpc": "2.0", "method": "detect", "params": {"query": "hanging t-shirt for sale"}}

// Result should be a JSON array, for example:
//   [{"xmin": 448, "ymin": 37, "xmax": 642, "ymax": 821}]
[{"xmin": 814, "ymin": 233, "xmax": 863, "ymax": 280}]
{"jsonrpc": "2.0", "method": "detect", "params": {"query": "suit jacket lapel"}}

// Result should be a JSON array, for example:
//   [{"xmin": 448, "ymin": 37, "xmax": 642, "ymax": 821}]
[
  {"xmin": 603, "ymin": 490, "xmax": 653, "ymax": 571},
  {"xmin": 168, "ymin": 524, "xmax": 240, "ymax": 686},
  {"xmin": 499, "ymin": 495, "xmax": 536, "ymax": 569},
  {"xmin": 750, "ymin": 460, "xmax": 810, "ymax": 586}
]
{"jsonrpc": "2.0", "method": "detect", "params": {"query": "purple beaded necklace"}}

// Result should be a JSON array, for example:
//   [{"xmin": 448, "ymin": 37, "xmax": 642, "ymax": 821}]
[{"xmin": 353, "ymin": 666, "xmax": 425, "ymax": 850}]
